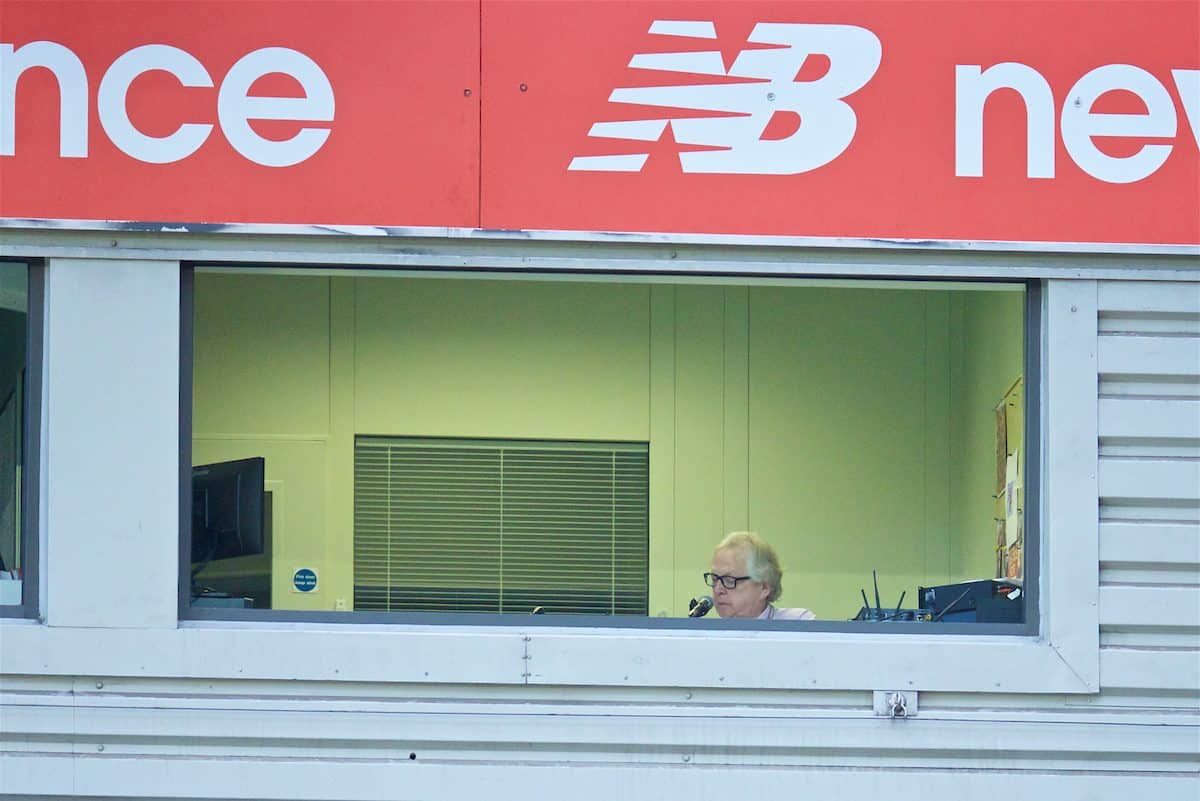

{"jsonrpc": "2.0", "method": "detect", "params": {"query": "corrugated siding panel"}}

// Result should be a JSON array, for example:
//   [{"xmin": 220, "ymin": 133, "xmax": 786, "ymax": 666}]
[
  {"xmin": 2, "ymin": 675, "xmax": 1197, "ymax": 799},
  {"xmin": 1097, "ymin": 281, "xmax": 1200, "ymax": 692}
]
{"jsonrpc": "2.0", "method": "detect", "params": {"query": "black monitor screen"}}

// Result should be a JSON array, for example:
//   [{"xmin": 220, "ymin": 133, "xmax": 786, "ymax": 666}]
[{"xmin": 191, "ymin": 457, "xmax": 265, "ymax": 563}]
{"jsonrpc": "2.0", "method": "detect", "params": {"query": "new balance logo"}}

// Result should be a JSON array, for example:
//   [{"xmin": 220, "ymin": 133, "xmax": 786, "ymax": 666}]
[{"xmin": 569, "ymin": 21, "xmax": 881, "ymax": 174}]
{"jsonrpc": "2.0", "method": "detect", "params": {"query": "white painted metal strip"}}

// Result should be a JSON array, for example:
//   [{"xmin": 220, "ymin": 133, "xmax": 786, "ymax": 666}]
[
  {"xmin": 1043, "ymin": 279, "xmax": 1101, "ymax": 692},
  {"xmin": 1100, "ymin": 522, "xmax": 1200, "ymax": 565},
  {"xmin": 0, "ymin": 626, "xmax": 528, "ymax": 685},
  {"xmin": 0, "ymin": 623, "xmax": 1092, "ymax": 693},
  {"xmin": 3, "ymin": 218, "xmax": 1199, "ymax": 259},
  {"xmin": 44, "ymin": 259, "xmax": 180, "ymax": 629},
  {"xmin": 1100, "ymin": 377, "xmax": 1200, "ymax": 399},
  {"xmin": 4, "ymin": 753, "xmax": 1200, "ymax": 800},
  {"xmin": 1098, "ymin": 281, "xmax": 1200, "ymax": 314},
  {"xmin": 1100, "ymin": 647, "xmax": 1200, "ymax": 691},
  {"xmin": 1099, "ymin": 314, "xmax": 1200, "ymax": 336},
  {"xmin": 1098, "ymin": 398, "xmax": 1200, "ymax": 440},
  {"xmin": 7, "ymin": 688, "xmax": 1199, "ymax": 727},
  {"xmin": 1101, "ymin": 627, "xmax": 1200, "ymax": 648},
  {"xmin": 1099, "ymin": 458, "xmax": 1200, "ymax": 504},
  {"xmin": 1099, "ymin": 585, "xmax": 1200, "ymax": 628},
  {"xmin": 1098, "ymin": 335, "xmax": 1200, "ymax": 379},
  {"xmin": 3, "ymin": 703, "xmax": 1199, "ymax": 768}
]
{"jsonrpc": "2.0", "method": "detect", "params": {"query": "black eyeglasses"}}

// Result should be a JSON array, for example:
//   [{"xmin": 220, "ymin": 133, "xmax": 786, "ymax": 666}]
[{"xmin": 703, "ymin": 572, "xmax": 752, "ymax": 590}]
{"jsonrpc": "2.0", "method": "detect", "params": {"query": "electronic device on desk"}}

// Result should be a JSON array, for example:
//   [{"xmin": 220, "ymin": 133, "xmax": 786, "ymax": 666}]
[
  {"xmin": 919, "ymin": 579, "xmax": 1023, "ymax": 623},
  {"xmin": 853, "ymin": 570, "xmax": 933, "ymax": 622},
  {"xmin": 190, "ymin": 456, "xmax": 266, "ymax": 607}
]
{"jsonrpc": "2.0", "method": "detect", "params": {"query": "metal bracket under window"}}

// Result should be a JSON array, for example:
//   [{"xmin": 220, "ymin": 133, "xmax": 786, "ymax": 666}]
[{"xmin": 873, "ymin": 690, "xmax": 918, "ymax": 718}]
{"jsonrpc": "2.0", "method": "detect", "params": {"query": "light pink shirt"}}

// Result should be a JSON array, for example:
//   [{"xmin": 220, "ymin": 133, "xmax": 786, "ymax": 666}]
[{"xmin": 758, "ymin": 605, "xmax": 816, "ymax": 621}]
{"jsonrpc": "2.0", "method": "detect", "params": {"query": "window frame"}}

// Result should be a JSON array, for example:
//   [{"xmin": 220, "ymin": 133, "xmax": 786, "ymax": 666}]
[
  {"xmin": 176, "ymin": 261, "xmax": 1097, "ymax": 694},
  {"xmin": 0, "ymin": 259, "xmax": 43, "ymax": 619}
]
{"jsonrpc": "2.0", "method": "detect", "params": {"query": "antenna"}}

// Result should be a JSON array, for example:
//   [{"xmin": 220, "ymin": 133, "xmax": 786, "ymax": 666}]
[
  {"xmin": 932, "ymin": 586, "xmax": 974, "ymax": 622},
  {"xmin": 892, "ymin": 590, "xmax": 906, "ymax": 620},
  {"xmin": 860, "ymin": 588, "xmax": 871, "ymax": 620},
  {"xmin": 872, "ymin": 569, "xmax": 883, "ymax": 618}
]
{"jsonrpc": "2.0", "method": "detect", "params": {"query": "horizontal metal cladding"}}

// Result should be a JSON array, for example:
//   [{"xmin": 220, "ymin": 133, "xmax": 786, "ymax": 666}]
[
  {"xmin": 1, "ymin": 677, "xmax": 1197, "ymax": 793},
  {"xmin": 1096, "ymin": 281, "xmax": 1200, "ymax": 691}
]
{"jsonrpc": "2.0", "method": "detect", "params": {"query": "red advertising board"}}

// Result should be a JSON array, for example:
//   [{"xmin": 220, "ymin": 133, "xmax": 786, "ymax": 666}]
[
  {"xmin": 0, "ymin": 0, "xmax": 481, "ymax": 228},
  {"xmin": 1, "ymin": 0, "xmax": 1197, "ymax": 245},
  {"xmin": 482, "ymin": 0, "xmax": 1199, "ymax": 245}
]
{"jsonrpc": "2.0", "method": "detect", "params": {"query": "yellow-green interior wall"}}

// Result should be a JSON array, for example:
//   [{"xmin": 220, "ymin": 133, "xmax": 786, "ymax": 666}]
[
  {"xmin": 192, "ymin": 273, "xmax": 1023, "ymax": 618},
  {"xmin": 948, "ymin": 290, "xmax": 1027, "ymax": 583}
]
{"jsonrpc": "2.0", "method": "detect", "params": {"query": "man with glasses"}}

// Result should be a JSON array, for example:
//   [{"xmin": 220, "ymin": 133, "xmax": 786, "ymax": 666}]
[{"xmin": 704, "ymin": 531, "xmax": 815, "ymax": 620}]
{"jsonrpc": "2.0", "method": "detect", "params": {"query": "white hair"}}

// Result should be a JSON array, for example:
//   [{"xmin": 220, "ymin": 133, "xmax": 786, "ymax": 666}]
[{"xmin": 716, "ymin": 531, "xmax": 783, "ymax": 603}]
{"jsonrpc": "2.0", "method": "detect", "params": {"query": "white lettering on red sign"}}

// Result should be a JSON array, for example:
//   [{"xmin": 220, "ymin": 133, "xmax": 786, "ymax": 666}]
[
  {"xmin": 573, "ymin": 20, "xmax": 1198, "ymax": 185},
  {"xmin": 956, "ymin": 62, "xmax": 1199, "ymax": 184},
  {"xmin": 0, "ymin": 40, "xmax": 335, "ymax": 166},
  {"xmin": 569, "ymin": 21, "xmax": 882, "ymax": 175}
]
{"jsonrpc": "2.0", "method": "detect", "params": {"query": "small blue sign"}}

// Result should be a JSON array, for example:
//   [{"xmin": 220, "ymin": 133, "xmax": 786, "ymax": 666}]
[{"xmin": 293, "ymin": 568, "xmax": 318, "ymax": 593}]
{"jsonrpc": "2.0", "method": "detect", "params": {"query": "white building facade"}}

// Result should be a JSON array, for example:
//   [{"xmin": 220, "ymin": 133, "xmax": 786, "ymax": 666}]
[{"xmin": 1, "ymin": 1, "xmax": 1197, "ymax": 798}]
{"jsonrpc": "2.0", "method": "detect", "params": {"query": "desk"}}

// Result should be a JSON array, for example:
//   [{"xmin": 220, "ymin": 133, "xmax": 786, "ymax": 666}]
[{"xmin": 191, "ymin": 594, "xmax": 252, "ymax": 609}]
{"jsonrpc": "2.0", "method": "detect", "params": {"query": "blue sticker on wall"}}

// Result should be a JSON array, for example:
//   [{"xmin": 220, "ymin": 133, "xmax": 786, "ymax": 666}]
[{"xmin": 293, "ymin": 568, "xmax": 318, "ymax": 592}]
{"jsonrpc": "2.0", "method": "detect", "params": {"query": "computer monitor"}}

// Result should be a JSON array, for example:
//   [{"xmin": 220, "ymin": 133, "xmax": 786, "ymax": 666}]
[{"xmin": 191, "ymin": 457, "xmax": 265, "ymax": 564}]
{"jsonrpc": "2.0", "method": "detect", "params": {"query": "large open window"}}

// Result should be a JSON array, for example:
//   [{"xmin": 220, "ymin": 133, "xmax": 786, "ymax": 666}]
[
  {"xmin": 0, "ymin": 260, "xmax": 41, "ymax": 616},
  {"xmin": 182, "ymin": 268, "xmax": 1035, "ymax": 632}
]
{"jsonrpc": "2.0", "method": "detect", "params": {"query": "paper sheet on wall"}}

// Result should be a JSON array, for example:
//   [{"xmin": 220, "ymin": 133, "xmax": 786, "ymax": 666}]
[
  {"xmin": 1005, "ymin": 449, "xmax": 1021, "ymax": 547},
  {"xmin": 995, "ymin": 405, "xmax": 1008, "ymax": 493}
]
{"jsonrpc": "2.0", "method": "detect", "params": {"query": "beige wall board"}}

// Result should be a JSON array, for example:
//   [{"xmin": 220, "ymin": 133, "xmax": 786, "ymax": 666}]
[
  {"xmin": 722, "ymin": 286, "xmax": 750, "ymax": 534},
  {"xmin": 671, "ymin": 286, "xmax": 729, "ymax": 611},
  {"xmin": 647, "ymin": 286, "xmax": 676, "ymax": 616},
  {"xmin": 947, "ymin": 289, "xmax": 1026, "ymax": 582},
  {"xmin": 923, "ymin": 294, "xmax": 952, "ymax": 586},
  {"xmin": 192, "ymin": 273, "xmax": 330, "ymax": 437},
  {"xmin": 352, "ymin": 278, "xmax": 650, "ymax": 442},
  {"xmin": 326, "ymin": 277, "xmax": 357, "ymax": 610},
  {"xmin": 747, "ymin": 287, "xmax": 938, "ymax": 616}
]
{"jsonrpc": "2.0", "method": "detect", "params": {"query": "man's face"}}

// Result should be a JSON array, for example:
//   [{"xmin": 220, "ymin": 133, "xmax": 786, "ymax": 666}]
[{"xmin": 710, "ymin": 546, "xmax": 771, "ymax": 619}]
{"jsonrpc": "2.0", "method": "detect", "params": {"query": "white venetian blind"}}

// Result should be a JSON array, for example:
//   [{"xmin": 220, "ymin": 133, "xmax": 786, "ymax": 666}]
[{"xmin": 354, "ymin": 437, "xmax": 649, "ymax": 615}]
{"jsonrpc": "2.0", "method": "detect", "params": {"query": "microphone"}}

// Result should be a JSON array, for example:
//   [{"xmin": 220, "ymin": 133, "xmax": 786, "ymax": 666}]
[{"xmin": 688, "ymin": 595, "xmax": 714, "ymax": 618}]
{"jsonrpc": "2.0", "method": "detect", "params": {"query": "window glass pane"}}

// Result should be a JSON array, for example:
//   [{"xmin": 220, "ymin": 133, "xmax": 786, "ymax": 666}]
[
  {"xmin": 188, "ymin": 271, "xmax": 1028, "ymax": 626},
  {"xmin": 0, "ymin": 262, "xmax": 28, "ymax": 605}
]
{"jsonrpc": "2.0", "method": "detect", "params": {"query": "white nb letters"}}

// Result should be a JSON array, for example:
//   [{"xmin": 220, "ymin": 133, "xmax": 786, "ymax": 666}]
[
  {"xmin": 570, "ymin": 21, "xmax": 881, "ymax": 175},
  {"xmin": 1, "ymin": 40, "xmax": 334, "ymax": 166}
]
